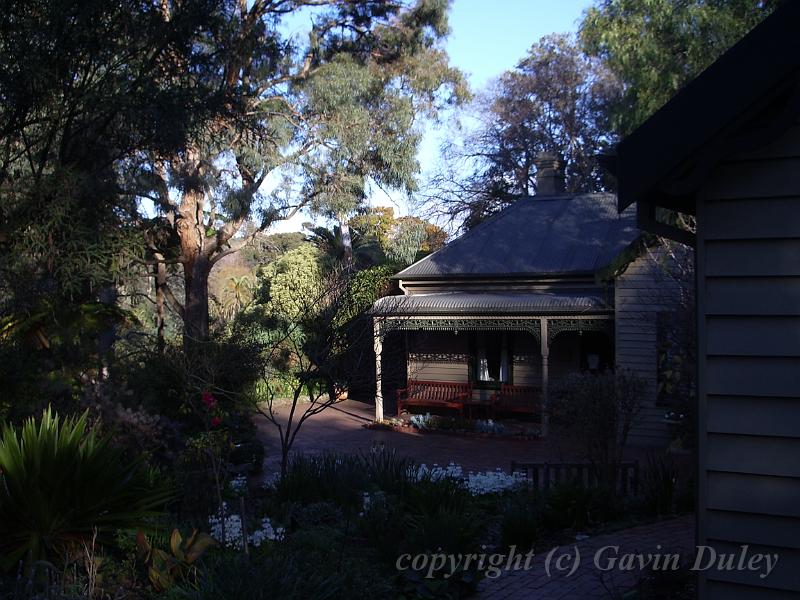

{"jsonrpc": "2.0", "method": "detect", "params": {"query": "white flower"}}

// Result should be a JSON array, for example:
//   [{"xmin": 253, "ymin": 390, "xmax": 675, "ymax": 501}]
[
  {"xmin": 208, "ymin": 503, "xmax": 284, "ymax": 549},
  {"xmin": 228, "ymin": 474, "xmax": 248, "ymax": 495},
  {"xmin": 415, "ymin": 461, "xmax": 526, "ymax": 495}
]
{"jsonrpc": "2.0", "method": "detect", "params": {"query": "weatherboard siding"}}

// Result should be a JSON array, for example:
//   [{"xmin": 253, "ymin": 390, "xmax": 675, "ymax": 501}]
[
  {"xmin": 407, "ymin": 331, "xmax": 469, "ymax": 384},
  {"xmin": 698, "ymin": 130, "xmax": 800, "ymax": 598},
  {"xmin": 614, "ymin": 251, "xmax": 679, "ymax": 445}
]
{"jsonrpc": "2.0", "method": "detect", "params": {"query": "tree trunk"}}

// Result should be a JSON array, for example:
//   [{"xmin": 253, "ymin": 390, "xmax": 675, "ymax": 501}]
[
  {"xmin": 154, "ymin": 262, "xmax": 167, "ymax": 353},
  {"xmin": 183, "ymin": 253, "xmax": 211, "ymax": 350},
  {"xmin": 177, "ymin": 180, "xmax": 211, "ymax": 351},
  {"xmin": 339, "ymin": 215, "xmax": 353, "ymax": 266}
]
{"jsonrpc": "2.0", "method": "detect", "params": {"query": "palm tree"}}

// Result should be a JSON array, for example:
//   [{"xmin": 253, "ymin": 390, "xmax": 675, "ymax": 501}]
[{"xmin": 221, "ymin": 275, "xmax": 254, "ymax": 319}]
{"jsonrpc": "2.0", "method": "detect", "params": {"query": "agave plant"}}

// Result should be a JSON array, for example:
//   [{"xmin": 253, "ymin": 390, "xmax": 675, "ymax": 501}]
[{"xmin": 0, "ymin": 407, "xmax": 174, "ymax": 572}]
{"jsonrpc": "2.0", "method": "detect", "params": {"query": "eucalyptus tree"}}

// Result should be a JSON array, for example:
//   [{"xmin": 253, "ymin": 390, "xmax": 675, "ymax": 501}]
[
  {"xmin": 0, "ymin": 0, "xmax": 221, "ymax": 305},
  {"xmin": 136, "ymin": 0, "xmax": 465, "ymax": 348},
  {"xmin": 580, "ymin": 0, "xmax": 777, "ymax": 135},
  {"xmin": 0, "ymin": 0, "xmax": 224, "ymax": 402}
]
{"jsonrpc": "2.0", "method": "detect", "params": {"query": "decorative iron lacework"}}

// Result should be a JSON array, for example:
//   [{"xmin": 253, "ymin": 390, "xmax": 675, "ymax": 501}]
[
  {"xmin": 408, "ymin": 352, "xmax": 470, "ymax": 363},
  {"xmin": 380, "ymin": 317, "xmax": 542, "ymax": 341},
  {"xmin": 547, "ymin": 318, "xmax": 613, "ymax": 344}
]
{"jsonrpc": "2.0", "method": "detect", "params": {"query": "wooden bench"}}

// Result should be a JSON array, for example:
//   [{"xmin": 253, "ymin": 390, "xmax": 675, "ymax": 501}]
[
  {"xmin": 490, "ymin": 384, "xmax": 540, "ymax": 418},
  {"xmin": 396, "ymin": 380, "xmax": 473, "ymax": 417}
]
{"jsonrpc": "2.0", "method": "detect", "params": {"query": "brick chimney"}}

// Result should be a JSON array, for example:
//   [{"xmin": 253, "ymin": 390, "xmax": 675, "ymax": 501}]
[{"xmin": 534, "ymin": 152, "xmax": 565, "ymax": 196}]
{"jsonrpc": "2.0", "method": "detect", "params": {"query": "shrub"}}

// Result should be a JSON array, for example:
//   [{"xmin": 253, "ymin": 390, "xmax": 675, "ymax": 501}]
[
  {"xmin": 0, "ymin": 407, "xmax": 174, "ymax": 572},
  {"xmin": 541, "ymin": 483, "xmax": 621, "ymax": 532},
  {"xmin": 500, "ymin": 491, "xmax": 545, "ymax": 550},
  {"xmin": 273, "ymin": 453, "xmax": 366, "ymax": 512},
  {"xmin": 274, "ymin": 450, "xmax": 420, "ymax": 512},
  {"xmin": 550, "ymin": 370, "xmax": 646, "ymax": 493},
  {"xmin": 169, "ymin": 528, "xmax": 394, "ymax": 600},
  {"xmin": 358, "ymin": 448, "xmax": 418, "ymax": 496},
  {"xmin": 640, "ymin": 453, "xmax": 678, "ymax": 516}
]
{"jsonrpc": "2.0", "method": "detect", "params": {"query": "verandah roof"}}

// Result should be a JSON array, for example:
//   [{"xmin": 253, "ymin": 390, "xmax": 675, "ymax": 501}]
[{"xmin": 370, "ymin": 291, "xmax": 611, "ymax": 316}]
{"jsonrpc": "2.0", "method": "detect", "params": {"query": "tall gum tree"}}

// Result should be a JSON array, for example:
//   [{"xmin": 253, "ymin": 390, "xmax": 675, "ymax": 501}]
[{"xmin": 139, "ymin": 0, "xmax": 466, "ymax": 348}]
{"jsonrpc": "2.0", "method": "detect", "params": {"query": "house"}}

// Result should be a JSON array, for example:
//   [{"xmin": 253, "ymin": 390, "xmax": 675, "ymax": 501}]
[
  {"xmin": 615, "ymin": 2, "xmax": 800, "ymax": 597},
  {"xmin": 371, "ymin": 153, "xmax": 682, "ymax": 445}
]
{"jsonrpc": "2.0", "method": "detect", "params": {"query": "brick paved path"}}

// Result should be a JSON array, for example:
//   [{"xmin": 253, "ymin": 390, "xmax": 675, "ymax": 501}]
[
  {"xmin": 476, "ymin": 515, "xmax": 695, "ymax": 600},
  {"xmin": 255, "ymin": 399, "xmax": 677, "ymax": 477},
  {"xmin": 255, "ymin": 399, "xmax": 568, "ymax": 476}
]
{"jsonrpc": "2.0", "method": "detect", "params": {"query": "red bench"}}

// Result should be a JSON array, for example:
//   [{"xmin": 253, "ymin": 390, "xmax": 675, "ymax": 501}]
[
  {"xmin": 491, "ymin": 384, "xmax": 540, "ymax": 419},
  {"xmin": 396, "ymin": 380, "xmax": 473, "ymax": 417}
]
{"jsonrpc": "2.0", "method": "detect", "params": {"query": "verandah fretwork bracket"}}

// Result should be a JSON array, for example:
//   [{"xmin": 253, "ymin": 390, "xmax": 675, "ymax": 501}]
[
  {"xmin": 547, "ymin": 318, "xmax": 613, "ymax": 344},
  {"xmin": 377, "ymin": 317, "xmax": 542, "ymax": 342}
]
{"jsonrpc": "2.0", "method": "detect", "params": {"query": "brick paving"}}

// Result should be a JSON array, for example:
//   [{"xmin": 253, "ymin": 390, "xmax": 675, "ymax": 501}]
[
  {"xmin": 255, "ymin": 399, "xmax": 685, "ymax": 477},
  {"xmin": 476, "ymin": 515, "xmax": 695, "ymax": 600},
  {"xmin": 255, "ymin": 399, "xmax": 570, "ymax": 476}
]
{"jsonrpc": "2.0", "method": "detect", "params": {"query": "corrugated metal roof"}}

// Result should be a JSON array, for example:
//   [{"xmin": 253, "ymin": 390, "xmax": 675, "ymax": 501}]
[
  {"xmin": 395, "ymin": 193, "xmax": 638, "ymax": 279},
  {"xmin": 371, "ymin": 292, "xmax": 611, "ymax": 316}
]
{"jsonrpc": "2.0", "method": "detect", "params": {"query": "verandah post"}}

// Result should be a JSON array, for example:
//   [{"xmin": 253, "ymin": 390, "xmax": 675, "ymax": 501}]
[
  {"xmin": 540, "ymin": 318, "xmax": 550, "ymax": 436},
  {"xmin": 373, "ymin": 318, "xmax": 384, "ymax": 422}
]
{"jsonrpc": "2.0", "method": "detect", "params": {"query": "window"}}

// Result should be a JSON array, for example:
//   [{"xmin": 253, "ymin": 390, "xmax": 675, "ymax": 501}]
[{"xmin": 472, "ymin": 332, "xmax": 511, "ymax": 387}]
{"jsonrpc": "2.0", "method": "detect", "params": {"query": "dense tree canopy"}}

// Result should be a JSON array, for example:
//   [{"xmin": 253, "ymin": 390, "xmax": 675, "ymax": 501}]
[{"xmin": 580, "ymin": 0, "xmax": 777, "ymax": 135}]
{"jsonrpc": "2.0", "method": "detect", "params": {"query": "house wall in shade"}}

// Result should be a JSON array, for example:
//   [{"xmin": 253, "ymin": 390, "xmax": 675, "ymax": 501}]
[
  {"xmin": 695, "ymin": 121, "xmax": 800, "ymax": 598},
  {"xmin": 615, "ymin": 249, "xmax": 684, "ymax": 445}
]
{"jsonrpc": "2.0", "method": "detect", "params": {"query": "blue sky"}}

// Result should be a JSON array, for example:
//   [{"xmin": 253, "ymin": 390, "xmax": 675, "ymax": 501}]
[
  {"xmin": 447, "ymin": 0, "xmax": 592, "ymax": 89},
  {"xmin": 273, "ymin": 0, "xmax": 594, "ymax": 233}
]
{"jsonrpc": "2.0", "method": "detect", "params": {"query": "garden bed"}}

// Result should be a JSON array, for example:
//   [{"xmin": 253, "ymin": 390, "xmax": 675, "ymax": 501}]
[{"xmin": 366, "ymin": 414, "xmax": 543, "ymax": 440}]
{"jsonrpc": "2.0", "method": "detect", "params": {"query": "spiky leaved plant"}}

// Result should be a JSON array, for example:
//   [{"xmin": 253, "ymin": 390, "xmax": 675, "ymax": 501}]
[{"xmin": 0, "ymin": 407, "xmax": 173, "ymax": 572}]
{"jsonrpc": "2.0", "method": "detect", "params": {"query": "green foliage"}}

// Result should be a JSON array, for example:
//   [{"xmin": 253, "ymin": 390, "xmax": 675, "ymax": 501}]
[
  {"xmin": 257, "ymin": 244, "xmax": 326, "ymax": 322},
  {"xmin": 0, "ymin": 408, "xmax": 173, "ymax": 572},
  {"xmin": 168, "ymin": 530, "xmax": 395, "ymax": 600},
  {"xmin": 349, "ymin": 207, "xmax": 396, "ymax": 248},
  {"xmin": 136, "ymin": 529, "xmax": 217, "ymax": 592},
  {"xmin": 274, "ymin": 453, "xmax": 366, "ymax": 512},
  {"xmin": 272, "ymin": 451, "xmax": 484, "ymax": 598},
  {"xmin": 580, "ymin": 0, "xmax": 776, "ymax": 134},
  {"xmin": 0, "ymin": 300, "xmax": 139, "ymax": 420},
  {"xmin": 386, "ymin": 217, "xmax": 428, "ymax": 266},
  {"xmin": 499, "ymin": 491, "xmax": 544, "ymax": 550},
  {"xmin": 640, "ymin": 453, "xmax": 678, "ymax": 517},
  {"xmin": 551, "ymin": 370, "xmax": 646, "ymax": 493},
  {"xmin": 273, "ymin": 451, "xmax": 419, "ymax": 513},
  {"xmin": 541, "ymin": 483, "xmax": 620, "ymax": 531},
  {"xmin": 334, "ymin": 264, "xmax": 395, "ymax": 326}
]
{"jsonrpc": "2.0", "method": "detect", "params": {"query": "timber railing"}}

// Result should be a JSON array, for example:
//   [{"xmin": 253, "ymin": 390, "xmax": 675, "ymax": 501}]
[{"xmin": 510, "ymin": 461, "xmax": 640, "ymax": 495}]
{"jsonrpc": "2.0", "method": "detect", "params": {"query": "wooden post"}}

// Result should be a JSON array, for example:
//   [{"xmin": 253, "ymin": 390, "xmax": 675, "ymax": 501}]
[
  {"xmin": 373, "ymin": 318, "xmax": 384, "ymax": 422},
  {"xmin": 540, "ymin": 318, "xmax": 550, "ymax": 436}
]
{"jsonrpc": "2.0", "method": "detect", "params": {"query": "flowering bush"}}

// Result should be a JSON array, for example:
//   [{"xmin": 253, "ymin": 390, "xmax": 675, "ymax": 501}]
[
  {"xmin": 207, "ymin": 503, "xmax": 284, "ymax": 550},
  {"xmin": 227, "ymin": 474, "xmax": 248, "ymax": 496},
  {"xmin": 409, "ymin": 412, "xmax": 434, "ymax": 429},
  {"xmin": 417, "ymin": 462, "xmax": 528, "ymax": 495},
  {"xmin": 474, "ymin": 419, "xmax": 505, "ymax": 434},
  {"xmin": 466, "ymin": 469, "xmax": 527, "ymax": 495}
]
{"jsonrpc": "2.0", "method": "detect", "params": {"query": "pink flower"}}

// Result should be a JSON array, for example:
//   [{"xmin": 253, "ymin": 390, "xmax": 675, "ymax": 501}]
[
  {"xmin": 202, "ymin": 391, "xmax": 217, "ymax": 408},
  {"xmin": 210, "ymin": 416, "xmax": 222, "ymax": 428}
]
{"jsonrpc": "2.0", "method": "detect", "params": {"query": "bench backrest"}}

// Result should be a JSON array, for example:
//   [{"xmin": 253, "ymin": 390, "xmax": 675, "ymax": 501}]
[
  {"xmin": 500, "ymin": 384, "xmax": 537, "ymax": 398},
  {"xmin": 408, "ymin": 379, "xmax": 471, "ymax": 401}
]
